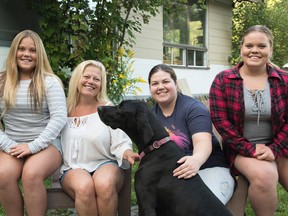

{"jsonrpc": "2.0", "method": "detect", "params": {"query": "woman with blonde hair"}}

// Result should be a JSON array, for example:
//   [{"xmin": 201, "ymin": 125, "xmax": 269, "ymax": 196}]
[
  {"xmin": 0, "ymin": 30, "xmax": 67, "ymax": 216},
  {"xmin": 60, "ymin": 60, "xmax": 139, "ymax": 216},
  {"xmin": 66, "ymin": 60, "xmax": 109, "ymax": 113}
]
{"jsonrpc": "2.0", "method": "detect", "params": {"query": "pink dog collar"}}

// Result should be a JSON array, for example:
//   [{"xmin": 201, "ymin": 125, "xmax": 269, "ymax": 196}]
[{"xmin": 139, "ymin": 137, "xmax": 171, "ymax": 160}]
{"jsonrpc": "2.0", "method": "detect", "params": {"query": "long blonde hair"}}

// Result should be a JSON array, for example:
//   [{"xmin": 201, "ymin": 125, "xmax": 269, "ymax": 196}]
[
  {"xmin": 67, "ymin": 60, "xmax": 110, "ymax": 113},
  {"xmin": 0, "ymin": 30, "xmax": 56, "ymax": 114}
]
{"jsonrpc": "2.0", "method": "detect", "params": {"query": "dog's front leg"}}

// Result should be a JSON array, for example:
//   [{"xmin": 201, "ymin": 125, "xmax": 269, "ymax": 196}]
[
  {"xmin": 135, "ymin": 174, "xmax": 158, "ymax": 216},
  {"xmin": 136, "ymin": 185, "xmax": 158, "ymax": 216}
]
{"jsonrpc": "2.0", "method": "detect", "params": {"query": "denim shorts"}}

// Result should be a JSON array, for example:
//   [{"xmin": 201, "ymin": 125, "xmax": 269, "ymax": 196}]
[{"xmin": 59, "ymin": 160, "xmax": 121, "ymax": 184}]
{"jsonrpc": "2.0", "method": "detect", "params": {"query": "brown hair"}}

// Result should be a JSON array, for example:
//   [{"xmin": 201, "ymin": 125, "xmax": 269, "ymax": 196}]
[
  {"xmin": 148, "ymin": 64, "xmax": 177, "ymax": 85},
  {"xmin": 241, "ymin": 25, "xmax": 273, "ymax": 48}
]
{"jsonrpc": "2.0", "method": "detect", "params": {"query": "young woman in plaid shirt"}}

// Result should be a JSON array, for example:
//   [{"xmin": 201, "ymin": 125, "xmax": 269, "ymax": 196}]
[{"xmin": 209, "ymin": 25, "xmax": 288, "ymax": 216}]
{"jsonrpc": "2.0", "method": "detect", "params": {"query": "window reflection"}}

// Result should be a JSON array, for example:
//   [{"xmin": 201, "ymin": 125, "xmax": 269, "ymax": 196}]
[{"xmin": 163, "ymin": 1, "xmax": 207, "ymax": 67}]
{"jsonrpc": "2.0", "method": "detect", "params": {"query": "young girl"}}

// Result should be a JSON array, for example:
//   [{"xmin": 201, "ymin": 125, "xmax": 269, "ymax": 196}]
[{"xmin": 0, "ymin": 30, "xmax": 67, "ymax": 216}]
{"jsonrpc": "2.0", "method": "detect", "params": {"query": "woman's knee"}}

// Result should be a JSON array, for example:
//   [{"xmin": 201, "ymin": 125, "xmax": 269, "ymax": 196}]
[
  {"xmin": 0, "ymin": 157, "xmax": 23, "ymax": 187},
  {"xmin": 75, "ymin": 180, "xmax": 96, "ymax": 200},
  {"xmin": 21, "ymin": 166, "xmax": 41, "ymax": 184},
  {"xmin": 250, "ymin": 166, "xmax": 278, "ymax": 191},
  {"xmin": 93, "ymin": 165, "xmax": 124, "ymax": 196},
  {"xmin": 95, "ymin": 178, "xmax": 119, "ymax": 200},
  {"xmin": 0, "ymin": 169, "xmax": 19, "ymax": 188},
  {"xmin": 236, "ymin": 157, "xmax": 278, "ymax": 187}
]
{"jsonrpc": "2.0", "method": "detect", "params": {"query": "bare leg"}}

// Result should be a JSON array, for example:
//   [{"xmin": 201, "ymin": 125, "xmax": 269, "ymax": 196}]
[
  {"xmin": 93, "ymin": 164, "xmax": 124, "ymax": 216},
  {"xmin": 0, "ymin": 151, "xmax": 24, "ymax": 216},
  {"xmin": 277, "ymin": 156, "xmax": 288, "ymax": 191},
  {"xmin": 22, "ymin": 145, "xmax": 62, "ymax": 216},
  {"xmin": 61, "ymin": 168, "xmax": 98, "ymax": 216},
  {"xmin": 235, "ymin": 155, "xmax": 278, "ymax": 216}
]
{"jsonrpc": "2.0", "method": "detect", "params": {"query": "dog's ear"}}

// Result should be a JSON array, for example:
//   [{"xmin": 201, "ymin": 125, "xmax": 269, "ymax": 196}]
[{"xmin": 137, "ymin": 110, "xmax": 154, "ymax": 144}]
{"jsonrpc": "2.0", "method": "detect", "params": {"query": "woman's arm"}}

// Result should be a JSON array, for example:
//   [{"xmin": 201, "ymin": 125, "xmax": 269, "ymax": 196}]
[
  {"xmin": 28, "ymin": 76, "xmax": 67, "ymax": 153},
  {"xmin": 173, "ymin": 132, "xmax": 212, "ymax": 179},
  {"xmin": 110, "ymin": 127, "xmax": 139, "ymax": 168},
  {"xmin": 191, "ymin": 132, "xmax": 212, "ymax": 166},
  {"xmin": 173, "ymin": 99, "xmax": 213, "ymax": 179}
]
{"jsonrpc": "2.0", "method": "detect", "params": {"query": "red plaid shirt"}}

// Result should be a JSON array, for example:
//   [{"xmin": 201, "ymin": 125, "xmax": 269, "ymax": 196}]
[{"xmin": 209, "ymin": 62, "xmax": 288, "ymax": 175}]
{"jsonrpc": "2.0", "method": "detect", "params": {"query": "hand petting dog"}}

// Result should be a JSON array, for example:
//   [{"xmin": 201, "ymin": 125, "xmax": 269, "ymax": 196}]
[{"xmin": 123, "ymin": 149, "xmax": 140, "ymax": 165}]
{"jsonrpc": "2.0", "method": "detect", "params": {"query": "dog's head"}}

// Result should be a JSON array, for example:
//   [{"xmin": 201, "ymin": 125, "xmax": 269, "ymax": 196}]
[{"xmin": 98, "ymin": 100, "xmax": 168, "ymax": 152}]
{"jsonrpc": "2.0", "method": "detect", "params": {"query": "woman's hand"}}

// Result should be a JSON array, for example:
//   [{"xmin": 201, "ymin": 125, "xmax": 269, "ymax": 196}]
[
  {"xmin": 9, "ymin": 143, "xmax": 32, "ymax": 158},
  {"xmin": 173, "ymin": 132, "xmax": 212, "ymax": 179},
  {"xmin": 123, "ymin": 149, "xmax": 140, "ymax": 165},
  {"xmin": 254, "ymin": 144, "xmax": 275, "ymax": 161},
  {"xmin": 173, "ymin": 155, "xmax": 202, "ymax": 179}
]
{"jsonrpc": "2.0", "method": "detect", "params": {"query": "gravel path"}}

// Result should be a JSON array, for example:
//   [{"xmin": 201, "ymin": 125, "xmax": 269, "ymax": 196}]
[
  {"xmin": 130, "ymin": 205, "xmax": 138, "ymax": 216},
  {"xmin": 47, "ymin": 206, "xmax": 138, "ymax": 216}
]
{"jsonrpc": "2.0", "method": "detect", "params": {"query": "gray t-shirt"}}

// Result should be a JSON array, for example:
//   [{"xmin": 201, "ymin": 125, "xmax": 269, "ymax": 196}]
[
  {"xmin": 243, "ymin": 82, "xmax": 273, "ymax": 145},
  {"xmin": 0, "ymin": 75, "xmax": 67, "ymax": 153}
]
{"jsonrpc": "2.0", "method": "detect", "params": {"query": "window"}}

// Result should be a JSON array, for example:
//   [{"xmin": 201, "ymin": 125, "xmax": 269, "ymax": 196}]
[{"xmin": 163, "ymin": 1, "xmax": 207, "ymax": 67}]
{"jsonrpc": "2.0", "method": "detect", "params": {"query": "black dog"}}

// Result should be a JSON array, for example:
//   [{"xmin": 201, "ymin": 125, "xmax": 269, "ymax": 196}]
[{"xmin": 98, "ymin": 100, "xmax": 232, "ymax": 216}]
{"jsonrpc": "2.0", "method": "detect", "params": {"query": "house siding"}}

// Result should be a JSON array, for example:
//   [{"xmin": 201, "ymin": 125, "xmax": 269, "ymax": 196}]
[
  {"xmin": 0, "ymin": 47, "xmax": 9, "ymax": 70},
  {"xmin": 132, "ymin": 11, "xmax": 163, "ymax": 61},
  {"xmin": 131, "ymin": 0, "xmax": 232, "ymax": 97},
  {"xmin": 207, "ymin": 0, "xmax": 233, "ymax": 66}
]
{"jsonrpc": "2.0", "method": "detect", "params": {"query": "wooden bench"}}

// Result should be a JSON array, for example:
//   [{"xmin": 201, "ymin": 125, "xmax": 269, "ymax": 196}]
[{"xmin": 46, "ymin": 168, "xmax": 132, "ymax": 216}]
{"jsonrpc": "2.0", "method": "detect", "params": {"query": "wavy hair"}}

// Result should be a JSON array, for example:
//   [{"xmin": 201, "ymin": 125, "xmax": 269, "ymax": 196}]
[{"xmin": 67, "ymin": 60, "xmax": 110, "ymax": 113}]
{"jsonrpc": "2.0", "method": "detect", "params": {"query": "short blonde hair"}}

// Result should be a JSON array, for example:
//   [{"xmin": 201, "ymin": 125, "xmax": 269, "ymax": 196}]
[{"xmin": 67, "ymin": 60, "xmax": 110, "ymax": 113}]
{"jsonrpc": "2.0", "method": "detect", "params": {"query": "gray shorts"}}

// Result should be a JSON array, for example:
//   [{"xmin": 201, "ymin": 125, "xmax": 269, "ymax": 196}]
[
  {"xmin": 51, "ymin": 137, "xmax": 62, "ymax": 155},
  {"xmin": 198, "ymin": 167, "xmax": 235, "ymax": 205}
]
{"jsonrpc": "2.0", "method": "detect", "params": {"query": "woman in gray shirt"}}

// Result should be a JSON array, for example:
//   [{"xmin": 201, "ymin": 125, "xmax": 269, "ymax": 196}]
[{"xmin": 0, "ymin": 30, "xmax": 67, "ymax": 216}]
